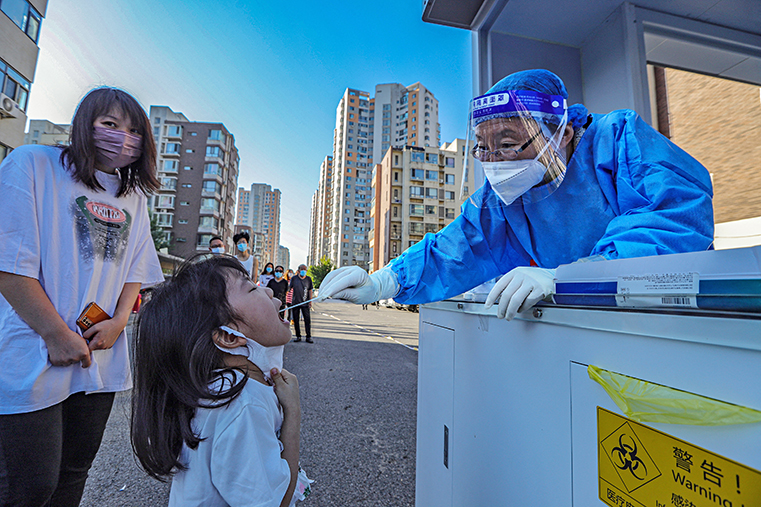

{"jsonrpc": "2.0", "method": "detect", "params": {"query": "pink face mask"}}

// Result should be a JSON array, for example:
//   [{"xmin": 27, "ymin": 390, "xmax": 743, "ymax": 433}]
[{"xmin": 93, "ymin": 126, "xmax": 143, "ymax": 168}]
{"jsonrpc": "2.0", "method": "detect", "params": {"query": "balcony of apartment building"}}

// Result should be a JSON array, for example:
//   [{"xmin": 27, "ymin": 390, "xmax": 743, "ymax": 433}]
[
  {"xmin": 197, "ymin": 217, "xmax": 220, "ymax": 235},
  {"xmin": 153, "ymin": 194, "xmax": 175, "ymax": 211},
  {"xmin": 203, "ymin": 162, "xmax": 224, "ymax": 185},
  {"xmin": 159, "ymin": 159, "xmax": 179, "ymax": 174},
  {"xmin": 204, "ymin": 145, "xmax": 225, "ymax": 164},
  {"xmin": 164, "ymin": 124, "xmax": 182, "ymax": 140},
  {"xmin": 159, "ymin": 176, "xmax": 177, "ymax": 192},
  {"xmin": 389, "ymin": 224, "xmax": 402, "ymax": 240},
  {"xmin": 206, "ymin": 129, "xmax": 225, "ymax": 147},
  {"xmin": 201, "ymin": 181, "xmax": 222, "ymax": 200},
  {"xmin": 162, "ymin": 142, "xmax": 182, "ymax": 158},
  {"xmin": 199, "ymin": 198, "xmax": 221, "ymax": 219}
]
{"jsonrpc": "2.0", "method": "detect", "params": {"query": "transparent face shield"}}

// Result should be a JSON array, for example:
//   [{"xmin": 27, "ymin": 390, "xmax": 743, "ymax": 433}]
[{"xmin": 461, "ymin": 90, "xmax": 569, "ymax": 208}]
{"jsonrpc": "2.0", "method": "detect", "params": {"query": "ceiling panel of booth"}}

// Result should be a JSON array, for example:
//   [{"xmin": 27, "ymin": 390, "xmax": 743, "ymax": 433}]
[{"xmin": 487, "ymin": 0, "xmax": 760, "ymax": 46}]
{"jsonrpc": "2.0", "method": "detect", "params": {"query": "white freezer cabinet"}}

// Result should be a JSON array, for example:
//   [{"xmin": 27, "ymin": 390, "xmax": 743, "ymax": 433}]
[{"xmin": 415, "ymin": 301, "xmax": 761, "ymax": 506}]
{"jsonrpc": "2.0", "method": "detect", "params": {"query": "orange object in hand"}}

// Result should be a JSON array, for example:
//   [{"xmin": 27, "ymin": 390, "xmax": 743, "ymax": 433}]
[{"xmin": 76, "ymin": 302, "xmax": 110, "ymax": 333}]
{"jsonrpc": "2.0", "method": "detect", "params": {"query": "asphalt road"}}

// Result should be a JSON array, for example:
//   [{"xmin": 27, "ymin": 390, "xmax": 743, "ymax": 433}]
[{"xmin": 80, "ymin": 301, "xmax": 420, "ymax": 506}]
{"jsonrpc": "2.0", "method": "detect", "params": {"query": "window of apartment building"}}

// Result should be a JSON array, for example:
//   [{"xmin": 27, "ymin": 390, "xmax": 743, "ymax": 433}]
[
  {"xmin": 199, "ymin": 216, "xmax": 218, "ymax": 228},
  {"xmin": 156, "ymin": 213, "xmax": 173, "ymax": 226},
  {"xmin": 203, "ymin": 181, "xmax": 220, "ymax": 193},
  {"xmin": 445, "ymin": 157, "xmax": 455, "ymax": 167},
  {"xmin": 445, "ymin": 190, "xmax": 455, "ymax": 200},
  {"xmin": 185, "ymin": 149, "xmax": 194, "ymax": 154},
  {"xmin": 206, "ymin": 146, "xmax": 222, "ymax": 157},
  {"xmin": 181, "ymin": 183, "xmax": 192, "ymax": 188},
  {"xmin": 164, "ymin": 143, "xmax": 181, "ymax": 154},
  {"xmin": 0, "ymin": 60, "xmax": 30, "ymax": 111},
  {"xmin": 425, "ymin": 205, "xmax": 436, "ymax": 215},
  {"xmin": 208, "ymin": 129, "xmax": 223, "ymax": 141},
  {"xmin": 201, "ymin": 198, "xmax": 219, "ymax": 211},
  {"xmin": 204, "ymin": 162, "xmax": 220, "ymax": 175},
  {"xmin": 409, "ymin": 186, "xmax": 423, "ymax": 198},
  {"xmin": 425, "ymin": 188, "xmax": 438, "ymax": 198},
  {"xmin": 162, "ymin": 160, "xmax": 178, "ymax": 172},
  {"xmin": 178, "ymin": 219, "xmax": 188, "ymax": 225},
  {"xmin": 180, "ymin": 201, "xmax": 190, "ymax": 206},
  {"xmin": 166, "ymin": 125, "xmax": 182, "ymax": 137},
  {"xmin": 176, "ymin": 237, "xmax": 187, "ymax": 243},
  {"xmin": 190, "ymin": 132, "xmax": 197, "ymax": 136},
  {"xmin": 155, "ymin": 195, "xmax": 175, "ymax": 208},
  {"xmin": 160, "ymin": 177, "xmax": 177, "ymax": 190},
  {"xmin": 183, "ymin": 166, "xmax": 193, "ymax": 171},
  {"xmin": 425, "ymin": 170, "xmax": 438, "ymax": 181},
  {"xmin": 411, "ymin": 152, "xmax": 424, "ymax": 163},
  {"xmin": 410, "ymin": 204, "xmax": 423, "ymax": 216},
  {"xmin": 153, "ymin": 127, "xmax": 160, "ymax": 137},
  {"xmin": 446, "ymin": 208, "xmax": 455, "ymax": 219},
  {"xmin": 154, "ymin": 117, "xmax": 161, "ymax": 124},
  {"xmin": 197, "ymin": 234, "xmax": 213, "ymax": 246},
  {"xmin": 1, "ymin": 0, "xmax": 41, "ymax": 42},
  {"xmin": 411, "ymin": 168, "xmax": 424, "ymax": 180},
  {"xmin": 445, "ymin": 174, "xmax": 455, "ymax": 185}
]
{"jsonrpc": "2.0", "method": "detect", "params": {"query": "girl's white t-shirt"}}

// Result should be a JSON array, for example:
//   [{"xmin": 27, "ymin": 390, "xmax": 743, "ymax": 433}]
[
  {"xmin": 0, "ymin": 145, "xmax": 165, "ymax": 414},
  {"xmin": 169, "ymin": 377, "xmax": 292, "ymax": 507}
]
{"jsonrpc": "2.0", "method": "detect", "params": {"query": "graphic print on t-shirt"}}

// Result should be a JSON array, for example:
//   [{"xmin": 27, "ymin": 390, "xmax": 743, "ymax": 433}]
[{"xmin": 73, "ymin": 196, "xmax": 133, "ymax": 262}]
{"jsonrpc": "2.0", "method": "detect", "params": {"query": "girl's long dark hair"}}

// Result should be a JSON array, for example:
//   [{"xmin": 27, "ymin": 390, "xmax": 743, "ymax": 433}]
[
  {"xmin": 261, "ymin": 262, "xmax": 274, "ymax": 275},
  {"xmin": 61, "ymin": 87, "xmax": 159, "ymax": 197},
  {"xmin": 130, "ymin": 255, "xmax": 250, "ymax": 481}
]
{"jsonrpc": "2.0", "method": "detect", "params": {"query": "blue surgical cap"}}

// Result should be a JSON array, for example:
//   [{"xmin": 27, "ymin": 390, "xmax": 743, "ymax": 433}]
[{"xmin": 486, "ymin": 69, "xmax": 589, "ymax": 130}]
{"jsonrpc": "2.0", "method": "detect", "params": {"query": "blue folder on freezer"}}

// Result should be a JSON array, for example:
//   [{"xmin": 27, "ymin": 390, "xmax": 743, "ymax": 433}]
[{"xmin": 553, "ymin": 246, "xmax": 761, "ymax": 312}]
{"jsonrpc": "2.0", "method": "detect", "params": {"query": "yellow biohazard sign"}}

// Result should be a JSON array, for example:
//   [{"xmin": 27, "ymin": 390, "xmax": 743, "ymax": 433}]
[{"xmin": 598, "ymin": 407, "xmax": 760, "ymax": 507}]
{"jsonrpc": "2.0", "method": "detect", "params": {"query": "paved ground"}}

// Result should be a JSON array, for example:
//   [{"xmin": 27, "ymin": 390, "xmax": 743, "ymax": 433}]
[{"xmin": 80, "ymin": 302, "xmax": 420, "ymax": 506}]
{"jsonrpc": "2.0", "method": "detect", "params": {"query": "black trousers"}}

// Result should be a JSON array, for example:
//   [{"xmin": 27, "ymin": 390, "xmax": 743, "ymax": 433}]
[
  {"xmin": 292, "ymin": 305, "xmax": 311, "ymax": 338},
  {"xmin": 0, "ymin": 391, "xmax": 115, "ymax": 507}
]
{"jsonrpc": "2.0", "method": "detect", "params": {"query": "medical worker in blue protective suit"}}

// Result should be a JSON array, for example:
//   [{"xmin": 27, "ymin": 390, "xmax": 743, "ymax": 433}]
[{"xmin": 319, "ymin": 69, "xmax": 714, "ymax": 320}]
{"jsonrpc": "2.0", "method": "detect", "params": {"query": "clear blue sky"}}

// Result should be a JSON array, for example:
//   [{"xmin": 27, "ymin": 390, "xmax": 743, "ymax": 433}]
[{"xmin": 27, "ymin": 0, "xmax": 473, "ymax": 267}]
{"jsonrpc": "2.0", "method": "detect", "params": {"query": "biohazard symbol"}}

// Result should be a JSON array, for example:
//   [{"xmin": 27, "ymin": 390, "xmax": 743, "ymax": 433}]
[
  {"xmin": 601, "ymin": 419, "xmax": 661, "ymax": 494},
  {"xmin": 611, "ymin": 434, "xmax": 647, "ymax": 480}
]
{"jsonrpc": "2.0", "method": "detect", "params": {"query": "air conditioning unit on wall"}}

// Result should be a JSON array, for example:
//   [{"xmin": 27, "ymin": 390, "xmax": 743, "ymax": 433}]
[{"xmin": 0, "ymin": 93, "xmax": 18, "ymax": 119}]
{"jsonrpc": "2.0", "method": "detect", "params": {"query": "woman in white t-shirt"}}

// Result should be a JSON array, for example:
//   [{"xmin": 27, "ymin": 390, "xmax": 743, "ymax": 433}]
[
  {"xmin": 233, "ymin": 231, "xmax": 255, "ymax": 276},
  {"xmin": 0, "ymin": 87, "xmax": 165, "ymax": 505}
]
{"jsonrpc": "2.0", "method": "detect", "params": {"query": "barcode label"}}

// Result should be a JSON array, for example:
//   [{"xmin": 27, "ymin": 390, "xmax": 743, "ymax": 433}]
[{"xmin": 661, "ymin": 297, "xmax": 691, "ymax": 305}]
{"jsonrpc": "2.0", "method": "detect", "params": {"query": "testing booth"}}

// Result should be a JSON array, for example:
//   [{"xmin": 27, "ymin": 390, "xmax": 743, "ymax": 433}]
[{"xmin": 416, "ymin": 1, "xmax": 761, "ymax": 506}]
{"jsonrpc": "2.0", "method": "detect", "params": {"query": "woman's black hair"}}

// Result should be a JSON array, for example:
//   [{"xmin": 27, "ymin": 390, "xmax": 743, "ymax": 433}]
[
  {"xmin": 232, "ymin": 231, "xmax": 250, "ymax": 244},
  {"xmin": 130, "ymin": 255, "xmax": 251, "ymax": 481},
  {"xmin": 60, "ymin": 87, "xmax": 159, "ymax": 197},
  {"xmin": 261, "ymin": 262, "xmax": 274, "ymax": 275}
]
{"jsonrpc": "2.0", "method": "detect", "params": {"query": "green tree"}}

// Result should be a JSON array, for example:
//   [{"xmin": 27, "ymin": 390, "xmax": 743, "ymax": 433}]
[
  {"xmin": 149, "ymin": 210, "xmax": 169, "ymax": 252},
  {"xmin": 308, "ymin": 256, "xmax": 335, "ymax": 289}
]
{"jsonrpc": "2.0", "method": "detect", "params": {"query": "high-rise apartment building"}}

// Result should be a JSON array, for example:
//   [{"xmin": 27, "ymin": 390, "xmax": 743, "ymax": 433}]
[
  {"xmin": 369, "ymin": 139, "xmax": 469, "ymax": 271},
  {"xmin": 317, "ymin": 82, "xmax": 440, "ymax": 269},
  {"xmin": 236, "ymin": 183, "xmax": 281, "ymax": 266},
  {"xmin": 0, "ymin": 0, "xmax": 46, "ymax": 162},
  {"xmin": 277, "ymin": 246, "xmax": 290, "ymax": 271},
  {"xmin": 24, "ymin": 119, "xmax": 69, "ymax": 145},
  {"xmin": 308, "ymin": 155, "xmax": 333, "ymax": 266},
  {"xmin": 149, "ymin": 106, "xmax": 239, "ymax": 259}
]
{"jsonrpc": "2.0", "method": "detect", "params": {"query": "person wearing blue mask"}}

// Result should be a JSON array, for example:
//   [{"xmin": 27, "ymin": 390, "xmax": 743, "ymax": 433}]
[
  {"xmin": 259, "ymin": 262, "xmax": 275, "ymax": 287},
  {"xmin": 233, "ymin": 231, "xmax": 254, "ymax": 277},
  {"xmin": 288, "ymin": 265, "xmax": 314, "ymax": 343},
  {"xmin": 319, "ymin": 69, "xmax": 714, "ymax": 320}
]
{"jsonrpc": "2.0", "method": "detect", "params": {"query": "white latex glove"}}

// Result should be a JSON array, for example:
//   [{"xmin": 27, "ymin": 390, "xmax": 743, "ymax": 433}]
[
  {"xmin": 317, "ymin": 266, "xmax": 399, "ymax": 305},
  {"xmin": 483, "ymin": 267, "xmax": 556, "ymax": 321}
]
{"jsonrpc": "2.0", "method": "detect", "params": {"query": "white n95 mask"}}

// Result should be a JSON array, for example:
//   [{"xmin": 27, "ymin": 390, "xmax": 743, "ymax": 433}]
[
  {"xmin": 216, "ymin": 325, "xmax": 284, "ymax": 381},
  {"xmin": 482, "ymin": 159, "xmax": 548, "ymax": 206}
]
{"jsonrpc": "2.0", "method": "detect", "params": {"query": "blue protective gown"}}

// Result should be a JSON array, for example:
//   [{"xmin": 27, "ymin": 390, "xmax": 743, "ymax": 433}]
[{"xmin": 389, "ymin": 109, "xmax": 714, "ymax": 305}]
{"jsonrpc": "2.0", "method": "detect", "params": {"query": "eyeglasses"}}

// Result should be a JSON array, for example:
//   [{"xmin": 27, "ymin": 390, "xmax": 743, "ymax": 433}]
[{"xmin": 471, "ymin": 131, "xmax": 541, "ymax": 161}]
